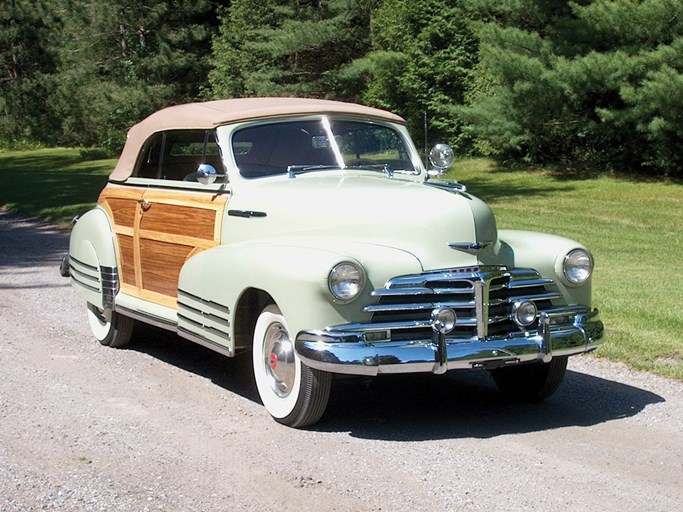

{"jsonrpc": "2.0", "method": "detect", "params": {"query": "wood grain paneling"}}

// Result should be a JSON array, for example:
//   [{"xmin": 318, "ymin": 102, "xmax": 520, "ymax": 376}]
[
  {"xmin": 118, "ymin": 234, "xmax": 136, "ymax": 287},
  {"xmin": 106, "ymin": 198, "xmax": 137, "ymax": 228},
  {"xmin": 96, "ymin": 184, "xmax": 228, "ymax": 307},
  {"xmin": 140, "ymin": 203, "xmax": 215, "ymax": 240},
  {"xmin": 140, "ymin": 239, "xmax": 194, "ymax": 298}
]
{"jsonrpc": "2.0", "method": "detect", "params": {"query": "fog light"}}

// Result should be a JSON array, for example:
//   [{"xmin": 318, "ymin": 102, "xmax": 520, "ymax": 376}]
[
  {"xmin": 512, "ymin": 301, "xmax": 538, "ymax": 327},
  {"xmin": 431, "ymin": 307, "xmax": 456, "ymax": 334}
]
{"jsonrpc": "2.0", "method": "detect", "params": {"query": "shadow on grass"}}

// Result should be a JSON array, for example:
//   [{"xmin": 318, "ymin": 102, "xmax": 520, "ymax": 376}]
[
  {"xmin": 0, "ymin": 150, "xmax": 112, "ymax": 224},
  {"xmin": 127, "ymin": 322, "xmax": 663, "ymax": 441},
  {"xmin": 449, "ymin": 162, "xmax": 578, "ymax": 203}
]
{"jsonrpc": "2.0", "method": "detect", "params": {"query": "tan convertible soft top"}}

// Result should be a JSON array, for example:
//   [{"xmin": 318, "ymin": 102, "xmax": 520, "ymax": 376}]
[{"xmin": 110, "ymin": 97, "xmax": 405, "ymax": 182}]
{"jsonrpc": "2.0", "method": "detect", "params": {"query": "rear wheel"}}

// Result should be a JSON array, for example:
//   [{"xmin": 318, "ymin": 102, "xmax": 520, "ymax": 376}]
[
  {"xmin": 86, "ymin": 303, "xmax": 134, "ymax": 348},
  {"xmin": 252, "ymin": 305, "xmax": 331, "ymax": 428},
  {"xmin": 491, "ymin": 356, "xmax": 568, "ymax": 402}
]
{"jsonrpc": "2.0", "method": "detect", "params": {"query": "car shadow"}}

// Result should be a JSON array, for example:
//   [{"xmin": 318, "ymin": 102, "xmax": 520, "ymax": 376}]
[
  {"xmin": 128, "ymin": 323, "xmax": 261, "ymax": 404},
  {"xmin": 128, "ymin": 324, "xmax": 664, "ymax": 441},
  {"xmin": 319, "ymin": 368, "xmax": 664, "ymax": 440}
]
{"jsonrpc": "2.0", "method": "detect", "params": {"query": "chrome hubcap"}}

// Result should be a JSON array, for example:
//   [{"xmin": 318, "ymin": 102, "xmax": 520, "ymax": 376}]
[{"xmin": 263, "ymin": 322, "xmax": 296, "ymax": 398}]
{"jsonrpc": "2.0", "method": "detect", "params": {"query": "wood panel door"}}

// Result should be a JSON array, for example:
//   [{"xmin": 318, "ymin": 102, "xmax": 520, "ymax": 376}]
[
  {"xmin": 99, "ymin": 187, "xmax": 228, "ymax": 308},
  {"xmin": 137, "ymin": 189, "xmax": 227, "ymax": 307}
]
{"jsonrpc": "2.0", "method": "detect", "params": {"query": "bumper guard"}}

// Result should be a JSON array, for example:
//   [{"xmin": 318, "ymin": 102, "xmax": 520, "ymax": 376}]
[{"xmin": 295, "ymin": 307, "xmax": 604, "ymax": 376}]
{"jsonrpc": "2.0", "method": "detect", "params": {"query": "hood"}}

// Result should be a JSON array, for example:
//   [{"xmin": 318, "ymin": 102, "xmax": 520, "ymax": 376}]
[{"xmin": 224, "ymin": 172, "xmax": 499, "ymax": 270}]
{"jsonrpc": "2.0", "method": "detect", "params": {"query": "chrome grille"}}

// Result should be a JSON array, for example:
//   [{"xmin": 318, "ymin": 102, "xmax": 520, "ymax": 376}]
[{"xmin": 364, "ymin": 266, "xmax": 560, "ymax": 341}]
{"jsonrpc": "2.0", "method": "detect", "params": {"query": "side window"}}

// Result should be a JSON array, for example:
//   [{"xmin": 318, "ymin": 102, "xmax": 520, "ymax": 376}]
[
  {"xmin": 133, "ymin": 130, "xmax": 225, "ymax": 182},
  {"xmin": 135, "ymin": 133, "xmax": 163, "ymax": 178}
]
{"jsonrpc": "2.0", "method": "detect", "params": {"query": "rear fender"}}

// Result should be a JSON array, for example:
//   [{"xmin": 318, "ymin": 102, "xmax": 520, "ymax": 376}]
[{"xmin": 68, "ymin": 207, "xmax": 118, "ymax": 309}]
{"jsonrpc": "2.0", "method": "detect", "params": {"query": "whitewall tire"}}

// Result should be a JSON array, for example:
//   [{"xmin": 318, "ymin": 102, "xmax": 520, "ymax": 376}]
[
  {"xmin": 252, "ymin": 305, "xmax": 331, "ymax": 428},
  {"xmin": 86, "ymin": 303, "xmax": 134, "ymax": 348}
]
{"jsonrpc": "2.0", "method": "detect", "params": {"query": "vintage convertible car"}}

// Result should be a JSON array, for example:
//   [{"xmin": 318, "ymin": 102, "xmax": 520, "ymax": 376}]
[{"xmin": 64, "ymin": 98, "xmax": 604, "ymax": 427}]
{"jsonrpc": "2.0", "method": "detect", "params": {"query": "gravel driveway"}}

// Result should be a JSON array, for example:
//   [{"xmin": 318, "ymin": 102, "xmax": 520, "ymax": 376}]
[{"xmin": 1, "ymin": 209, "xmax": 681, "ymax": 511}]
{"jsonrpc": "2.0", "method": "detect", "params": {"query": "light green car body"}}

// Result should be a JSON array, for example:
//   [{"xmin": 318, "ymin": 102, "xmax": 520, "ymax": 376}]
[{"xmin": 66, "ymin": 98, "xmax": 603, "ymax": 425}]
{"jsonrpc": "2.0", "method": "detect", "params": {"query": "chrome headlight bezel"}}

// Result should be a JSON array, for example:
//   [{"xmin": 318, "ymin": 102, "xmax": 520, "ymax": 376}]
[
  {"xmin": 328, "ymin": 262, "xmax": 365, "ymax": 303},
  {"xmin": 562, "ymin": 249, "xmax": 594, "ymax": 286},
  {"xmin": 511, "ymin": 300, "xmax": 538, "ymax": 327}
]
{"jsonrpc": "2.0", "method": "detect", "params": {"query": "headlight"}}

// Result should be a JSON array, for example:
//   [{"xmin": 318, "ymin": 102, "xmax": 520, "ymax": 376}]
[
  {"xmin": 563, "ymin": 249, "xmax": 593, "ymax": 285},
  {"xmin": 328, "ymin": 262, "xmax": 364, "ymax": 302}
]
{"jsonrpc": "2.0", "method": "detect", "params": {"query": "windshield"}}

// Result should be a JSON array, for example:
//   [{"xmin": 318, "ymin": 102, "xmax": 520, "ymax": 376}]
[{"xmin": 232, "ymin": 117, "xmax": 417, "ymax": 178}]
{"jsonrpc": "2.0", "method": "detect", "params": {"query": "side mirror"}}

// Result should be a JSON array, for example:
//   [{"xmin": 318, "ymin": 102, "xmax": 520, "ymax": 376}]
[
  {"xmin": 195, "ymin": 164, "xmax": 226, "ymax": 185},
  {"xmin": 427, "ymin": 143, "xmax": 454, "ymax": 177}
]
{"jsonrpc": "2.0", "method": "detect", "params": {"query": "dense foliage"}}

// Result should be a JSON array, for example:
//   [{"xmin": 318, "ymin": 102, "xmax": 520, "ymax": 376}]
[
  {"xmin": 459, "ymin": 0, "xmax": 683, "ymax": 175},
  {"xmin": 2, "ymin": 0, "xmax": 682, "ymax": 176}
]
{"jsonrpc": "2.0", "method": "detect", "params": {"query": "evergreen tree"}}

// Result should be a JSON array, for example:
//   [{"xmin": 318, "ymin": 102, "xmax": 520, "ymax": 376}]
[
  {"xmin": 342, "ymin": 0, "xmax": 478, "ymax": 152},
  {"xmin": 0, "ymin": 0, "xmax": 61, "ymax": 145},
  {"xmin": 460, "ymin": 0, "xmax": 683, "ymax": 175},
  {"xmin": 55, "ymin": 0, "xmax": 223, "ymax": 151},
  {"xmin": 209, "ymin": 0, "xmax": 376, "ymax": 99}
]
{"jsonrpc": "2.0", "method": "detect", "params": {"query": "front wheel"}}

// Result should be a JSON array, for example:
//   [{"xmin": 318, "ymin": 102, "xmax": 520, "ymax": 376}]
[
  {"xmin": 491, "ymin": 356, "xmax": 568, "ymax": 402},
  {"xmin": 252, "ymin": 305, "xmax": 331, "ymax": 428},
  {"xmin": 86, "ymin": 303, "xmax": 134, "ymax": 348}
]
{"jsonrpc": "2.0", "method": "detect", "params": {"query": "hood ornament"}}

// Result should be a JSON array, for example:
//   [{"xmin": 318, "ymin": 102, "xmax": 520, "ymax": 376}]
[{"xmin": 449, "ymin": 241, "xmax": 493, "ymax": 254}]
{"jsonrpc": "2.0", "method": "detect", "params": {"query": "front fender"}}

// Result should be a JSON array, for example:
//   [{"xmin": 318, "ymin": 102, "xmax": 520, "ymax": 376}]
[
  {"xmin": 178, "ymin": 240, "xmax": 423, "ymax": 346},
  {"xmin": 68, "ymin": 207, "xmax": 118, "ymax": 309},
  {"xmin": 496, "ymin": 230, "xmax": 593, "ymax": 307}
]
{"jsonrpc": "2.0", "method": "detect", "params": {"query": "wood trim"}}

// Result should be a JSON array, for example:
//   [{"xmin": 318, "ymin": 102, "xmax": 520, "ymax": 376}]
[
  {"xmin": 98, "ymin": 185, "xmax": 228, "ymax": 308},
  {"xmin": 140, "ymin": 202, "xmax": 216, "ymax": 241},
  {"xmin": 98, "ymin": 187, "xmax": 145, "ymax": 292},
  {"xmin": 117, "ymin": 234, "xmax": 136, "ymax": 287},
  {"xmin": 137, "ymin": 190, "xmax": 227, "ymax": 302},
  {"xmin": 140, "ymin": 238, "xmax": 194, "ymax": 298}
]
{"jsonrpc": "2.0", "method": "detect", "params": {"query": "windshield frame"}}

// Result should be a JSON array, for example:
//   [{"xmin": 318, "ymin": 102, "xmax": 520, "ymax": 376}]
[{"xmin": 220, "ymin": 115, "xmax": 425, "ymax": 183}]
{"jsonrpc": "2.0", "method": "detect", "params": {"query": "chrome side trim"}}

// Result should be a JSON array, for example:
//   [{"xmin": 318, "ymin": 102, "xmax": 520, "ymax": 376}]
[
  {"xmin": 68, "ymin": 256, "xmax": 118, "ymax": 309},
  {"xmin": 115, "ymin": 305, "xmax": 176, "ymax": 332},
  {"xmin": 177, "ymin": 289, "xmax": 232, "ymax": 352},
  {"xmin": 177, "ymin": 327, "xmax": 233, "ymax": 358},
  {"xmin": 115, "ymin": 300, "xmax": 234, "ymax": 358},
  {"xmin": 100, "ymin": 266, "xmax": 119, "ymax": 310}
]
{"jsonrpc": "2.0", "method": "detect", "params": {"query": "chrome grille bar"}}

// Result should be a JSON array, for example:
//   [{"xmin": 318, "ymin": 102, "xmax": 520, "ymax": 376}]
[{"xmin": 361, "ymin": 266, "xmax": 558, "ymax": 342}]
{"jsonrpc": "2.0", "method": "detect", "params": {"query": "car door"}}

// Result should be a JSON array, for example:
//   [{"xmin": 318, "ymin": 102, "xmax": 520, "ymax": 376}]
[
  {"xmin": 98, "ymin": 129, "xmax": 228, "ymax": 308},
  {"xmin": 136, "ymin": 188, "xmax": 227, "ymax": 307}
]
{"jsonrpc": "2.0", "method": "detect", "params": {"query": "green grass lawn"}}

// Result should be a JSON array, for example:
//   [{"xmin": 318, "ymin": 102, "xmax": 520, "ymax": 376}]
[
  {"xmin": 1, "ymin": 149, "xmax": 681, "ymax": 380},
  {"xmin": 0, "ymin": 148, "xmax": 114, "ymax": 224},
  {"xmin": 448, "ymin": 158, "xmax": 683, "ymax": 381}
]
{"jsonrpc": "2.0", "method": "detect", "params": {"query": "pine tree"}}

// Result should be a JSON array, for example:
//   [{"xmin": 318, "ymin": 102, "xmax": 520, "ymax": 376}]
[
  {"xmin": 209, "ymin": 0, "xmax": 376, "ymax": 99},
  {"xmin": 55, "ymin": 0, "xmax": 223, "ymax": 151},
  {"xmin": 0, "ymin": 0, "xmax": 61, "ymax": 145},
  {"xmin": 342, "ymin": 0, "xmax": 478, "ymax": 152},
  {"xmin": 460, "ymin": 0, "xmax": 683, "ymax": 175}
]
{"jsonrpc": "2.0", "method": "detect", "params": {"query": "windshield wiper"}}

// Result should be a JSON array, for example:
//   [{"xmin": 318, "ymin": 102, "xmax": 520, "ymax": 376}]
[
  {"xmin": 287, "ymin": 163, "xmax": 402, "ymax": 179},
  {"xmin": 287, "ymin": 164, "xmax": 342, "ymax": 179}
]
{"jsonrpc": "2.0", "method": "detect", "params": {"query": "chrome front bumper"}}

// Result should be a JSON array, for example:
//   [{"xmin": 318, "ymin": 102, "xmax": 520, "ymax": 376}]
[{"xmin": 295, "ymin": 307, "xmax": 604, "ymax": 376}]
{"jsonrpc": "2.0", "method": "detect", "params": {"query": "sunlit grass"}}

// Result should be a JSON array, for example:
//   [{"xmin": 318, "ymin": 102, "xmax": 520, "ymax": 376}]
[{"xmin": 448, "ymin": 158, "xmax": 683, "ymax": 380}]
